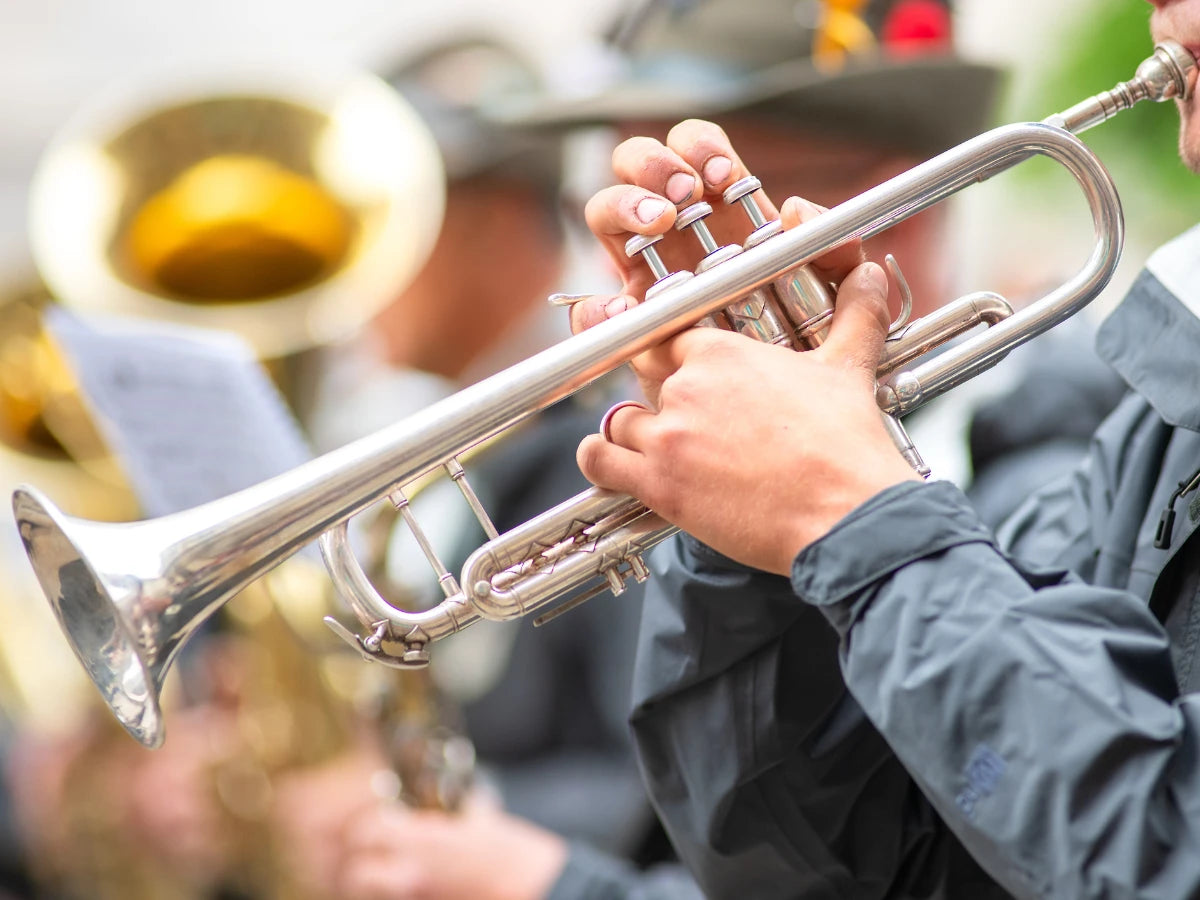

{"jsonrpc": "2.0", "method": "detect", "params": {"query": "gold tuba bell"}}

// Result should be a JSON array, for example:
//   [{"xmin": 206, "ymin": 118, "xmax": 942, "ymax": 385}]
[{"xmin": 28, "ymin": 62, "xmax": 445, "ymax": 359}]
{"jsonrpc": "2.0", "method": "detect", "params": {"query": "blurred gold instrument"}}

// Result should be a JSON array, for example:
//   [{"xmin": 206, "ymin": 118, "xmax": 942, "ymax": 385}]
[
  {"xmin": 0, "ymin": 279, "xmax": 189, "ymax": 899},
  {"xmin": 0, "ymin": 280, "xmax": 134, "ymax": 524},
  {"xmin": 28, "ymin": 63, "xmax": 445, "ymax": 358},
  {"xmin": 4, "ymin": 60, "xmax": 449, "ymax": 896}
]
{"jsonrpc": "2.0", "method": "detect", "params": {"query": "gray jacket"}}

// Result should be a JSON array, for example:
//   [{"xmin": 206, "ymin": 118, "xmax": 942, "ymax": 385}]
[{"xmin": 628, "ymin": 227, "xmax": 1200, "ymax": 900}]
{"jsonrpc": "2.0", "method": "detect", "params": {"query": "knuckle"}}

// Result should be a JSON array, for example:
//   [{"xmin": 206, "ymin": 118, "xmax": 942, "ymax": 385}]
[
  {"xmin": 708, "ymin": 329, "xmax": 743, "ymax": 358},
  {"xmin": 688, "ymin": 330, "xmax": 739, "ymax": 369},
  {"xmin": 657, "ymin": 424, "xmax": 688, "ymax": 456},
  {"xmin": 668, "ymin": 118, "xmax": 727, "ymax": 144},
  {"xmin": 613, "ymin": 135, "xmax": 662, "ymax": 164},
  {"xmin": 656, "ymin": 374, "xmax": 687, "ymax": 407},
  {"xmin": 650, "ymin": 411, "xmax": 693, "ymax": 457}
]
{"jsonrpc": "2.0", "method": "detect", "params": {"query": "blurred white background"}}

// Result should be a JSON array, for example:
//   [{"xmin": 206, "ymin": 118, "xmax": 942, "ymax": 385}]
[
  {"xmin": 0, "ymin": 0, "xmax": 607, "ymax": 266},
  {"xmin": 0, "ymin": 0, "xmax": 1109, "ymax": 273}
]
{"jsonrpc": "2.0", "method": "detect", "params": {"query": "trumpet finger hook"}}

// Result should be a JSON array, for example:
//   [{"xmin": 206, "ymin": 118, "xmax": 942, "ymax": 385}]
[{"xmin": 885, "ymin": 253, "xmax": 913, "ymax": 337}]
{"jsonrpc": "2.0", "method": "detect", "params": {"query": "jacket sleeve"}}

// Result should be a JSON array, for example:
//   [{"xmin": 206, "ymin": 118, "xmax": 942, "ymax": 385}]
[
  {"xmin": 547, "ymin": 844, "xmax": 705, "ymax": 900},
  {"xmin": 795, "ymin": 479, "xmax": 1200, "ymax": 900},
  {"xmin": 629, "ymin": 535, "xmax": 1009, "ymax": 899}
]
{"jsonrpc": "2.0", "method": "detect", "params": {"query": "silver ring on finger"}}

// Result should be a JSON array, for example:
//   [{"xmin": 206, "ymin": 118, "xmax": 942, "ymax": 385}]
[{"xmin": 600, "ymin": 400, "xmax": 651, "ymax": 444}]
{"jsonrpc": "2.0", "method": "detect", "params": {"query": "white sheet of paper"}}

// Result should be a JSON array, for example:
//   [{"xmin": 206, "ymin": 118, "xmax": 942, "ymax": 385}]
[{"xmin": 45, "ymin": 308, "xmax": 312, "ymax": 517}]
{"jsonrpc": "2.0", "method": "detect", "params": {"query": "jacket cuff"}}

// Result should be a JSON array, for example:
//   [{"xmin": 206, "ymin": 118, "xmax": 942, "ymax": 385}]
[
  {"xmin": 679, "ymin": 534, "xmax": 758, "ymax": 573},
  {"xmin": 545, "ymin": 842, "xmax": 638, "ymax": 900},
  {"xmin": 791, "ymin": 480, "xmax": 996, "ymax": 636}
]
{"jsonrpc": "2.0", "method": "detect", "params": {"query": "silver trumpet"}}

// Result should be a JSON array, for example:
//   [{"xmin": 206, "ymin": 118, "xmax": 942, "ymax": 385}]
[{"xmin": 13, "ymin": 43, "xmax": 1195, "ymax": 749}]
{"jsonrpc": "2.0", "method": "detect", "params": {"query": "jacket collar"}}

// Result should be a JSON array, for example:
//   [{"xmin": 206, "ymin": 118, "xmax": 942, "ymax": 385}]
[{"xmin": 1096, "ymin": 225, "xmax": 1200, "ymax": 432}]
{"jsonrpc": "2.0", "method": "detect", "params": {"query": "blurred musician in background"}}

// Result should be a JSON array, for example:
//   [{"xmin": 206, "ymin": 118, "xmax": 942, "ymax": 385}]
[
  {"xmin": 0, "ymin": 45, "xmax": 446, "ymax": 900},
  {"xmin": 270, "ymin": 36, "xmax": 660, "ymax": 900}
]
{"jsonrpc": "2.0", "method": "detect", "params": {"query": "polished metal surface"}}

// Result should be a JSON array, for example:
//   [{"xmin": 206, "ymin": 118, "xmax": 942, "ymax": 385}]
[{"xmin": 14, "ymin": 43, "xmax": 1195, "ymax": 749}]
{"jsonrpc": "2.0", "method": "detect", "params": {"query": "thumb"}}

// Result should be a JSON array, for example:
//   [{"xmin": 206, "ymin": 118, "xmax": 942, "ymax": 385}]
[{"xmin": 819, "ymin": 261, "xmax": 890, "ymax": 377}]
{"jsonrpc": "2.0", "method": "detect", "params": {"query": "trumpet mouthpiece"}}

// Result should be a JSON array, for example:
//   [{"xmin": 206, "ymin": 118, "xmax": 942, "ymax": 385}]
[
  {"xmin": 1045, "ymin": 40, "xmax": 1198, "ymax": 134},
  {"xmin": 1140, "ymin": 40, "xmax": 1197, "ymax": 102}
]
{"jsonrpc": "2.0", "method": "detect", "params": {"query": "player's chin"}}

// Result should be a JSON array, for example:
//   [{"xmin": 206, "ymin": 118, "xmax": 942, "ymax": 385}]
[{"xmin": 1178, "ymin": 107, "xmax": 1200, "ymax": 173}]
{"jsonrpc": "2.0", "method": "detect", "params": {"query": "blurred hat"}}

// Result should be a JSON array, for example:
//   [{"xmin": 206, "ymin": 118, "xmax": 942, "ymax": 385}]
[
  {"xmin": 382, "ymin": 38, "xmax": 564, "ymax": 190},
  {"xmin": 499, "ymin": 0, "xmax": 1001, "ymax": 157}
]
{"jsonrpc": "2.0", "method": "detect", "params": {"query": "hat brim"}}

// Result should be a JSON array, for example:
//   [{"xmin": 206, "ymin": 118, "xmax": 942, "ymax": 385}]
[{"xmin": 497, "ymin": 56, "xmax": 1003, "ymax": 158}]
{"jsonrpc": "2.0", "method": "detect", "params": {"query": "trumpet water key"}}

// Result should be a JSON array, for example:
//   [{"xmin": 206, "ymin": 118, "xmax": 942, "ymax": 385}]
[{"xmin": 12, "ymin": 42, "xmax": 1195, "ymax": 749}]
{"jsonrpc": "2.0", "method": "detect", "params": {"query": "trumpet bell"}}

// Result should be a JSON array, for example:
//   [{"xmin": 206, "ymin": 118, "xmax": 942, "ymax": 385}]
[
  {"xmin": 13, "ymin": 486, "xmax": 168, "ymax": 747},
  {"xmin": 29, "ymin": 64, "xmax": 445, "ymax": 358}
]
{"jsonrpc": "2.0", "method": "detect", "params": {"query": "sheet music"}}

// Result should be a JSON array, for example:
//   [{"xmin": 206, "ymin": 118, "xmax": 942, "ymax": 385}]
[{"xmin": 46, "ymin": 307, "xmax": 313, "ymax": 518}]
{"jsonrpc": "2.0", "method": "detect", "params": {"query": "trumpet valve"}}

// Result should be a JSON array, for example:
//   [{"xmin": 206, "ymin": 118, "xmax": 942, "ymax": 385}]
[
  {"xmin": 625, "ymin": 233, "xmax": 693, "ymax": 300},
  {"xmin": 604, "ymin": 567, "xmax": 626, "ymax": 596},
  {"xmin": 625, "ymin": 232, "xmax": 670, "ymax": 279},
  {"xmin": 723, "ymin": 177, "xmax": 768, "ymax": 228},
  {"xmin": 725, "ymin": 176, "xmax": 783, "ymax": 250},
  {"xmin": 675, "ymin": 202, "xmax": 721, "ymax": 256}
]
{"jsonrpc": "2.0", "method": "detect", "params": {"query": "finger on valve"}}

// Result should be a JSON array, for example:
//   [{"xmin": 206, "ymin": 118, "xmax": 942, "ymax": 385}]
[
  {"xmin": 777, "ymin": 196, "xmax": 866, "ymax": 284},
  {"xmin": 558, "ymin": 293, "xmax": 637, "ymax": 335}
]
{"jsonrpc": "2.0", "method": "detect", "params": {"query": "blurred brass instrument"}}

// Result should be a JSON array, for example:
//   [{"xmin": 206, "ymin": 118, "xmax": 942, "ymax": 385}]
[
  {"xmin": 11, "ymin": 42, "xmax": 1196, "ymax": 750},
  {"xmin": 28, "ymin": 62, "xmax": 444, "ymax": 359},
  {"xmin": 0, "ymin": 281, "xmax": 134, "ymax": 524},
  {"xmin": 3, "ymin": 60, "xmax": 450, "ymax": 895},
  {"xmin": 0, "ymin": 282, "xmax": 189, "ymax": 899}
]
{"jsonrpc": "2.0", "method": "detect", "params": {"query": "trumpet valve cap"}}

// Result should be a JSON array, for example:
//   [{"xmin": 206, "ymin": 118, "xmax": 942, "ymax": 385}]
[
  {"xmin": 676, "ymin": 202, "xmax": 720, "ymax": 255},
  {"xmin": 675, "ymin": 201, "xmax": 713, "ymax": 230},
  {"xmin": 625, "ymin": 232, "xmax": 664, "ymax": 258},
  {"xmin": 745, "ymin": 219, "xmax": 783, "ymax": 249},
  {"xmin": 626, "ymin": 233, "xmax": 671, "ymax": 281},
  {"xmin": 724, "ymin": 176, "xmax": 769, "ymax": 228},
  {"xmin": 723, "ymin": 175, "xmax": 762, "ymax": 204}
]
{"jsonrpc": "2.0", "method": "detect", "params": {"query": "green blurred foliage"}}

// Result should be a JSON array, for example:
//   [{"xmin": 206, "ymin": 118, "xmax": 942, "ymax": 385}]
[{"xmin": 1014, "ymin": 0, "xmax": 1200, "ymax": 244}]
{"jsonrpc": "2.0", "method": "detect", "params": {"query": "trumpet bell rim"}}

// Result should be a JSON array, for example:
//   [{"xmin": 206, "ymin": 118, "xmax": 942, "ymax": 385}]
[{"xmin": 11, "ymin": 486, "xmax": 163, "ymax": 748}]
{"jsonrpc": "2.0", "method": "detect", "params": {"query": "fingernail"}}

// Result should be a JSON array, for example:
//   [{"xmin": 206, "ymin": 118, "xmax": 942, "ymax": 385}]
[
  {"xmin": 605, "ymin": 295, "xmax": 630, "ymax": 317},
  {"xmin": 702, "ymin": 155, "xmax": 732, "ymax": 186},
  {"xmin": 665, "ymin": 172, "xmax": 698, "ymax": 204},
  {"xmin": 636, "ymin": 197, "xmax": 669, "ymax": 223}
]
